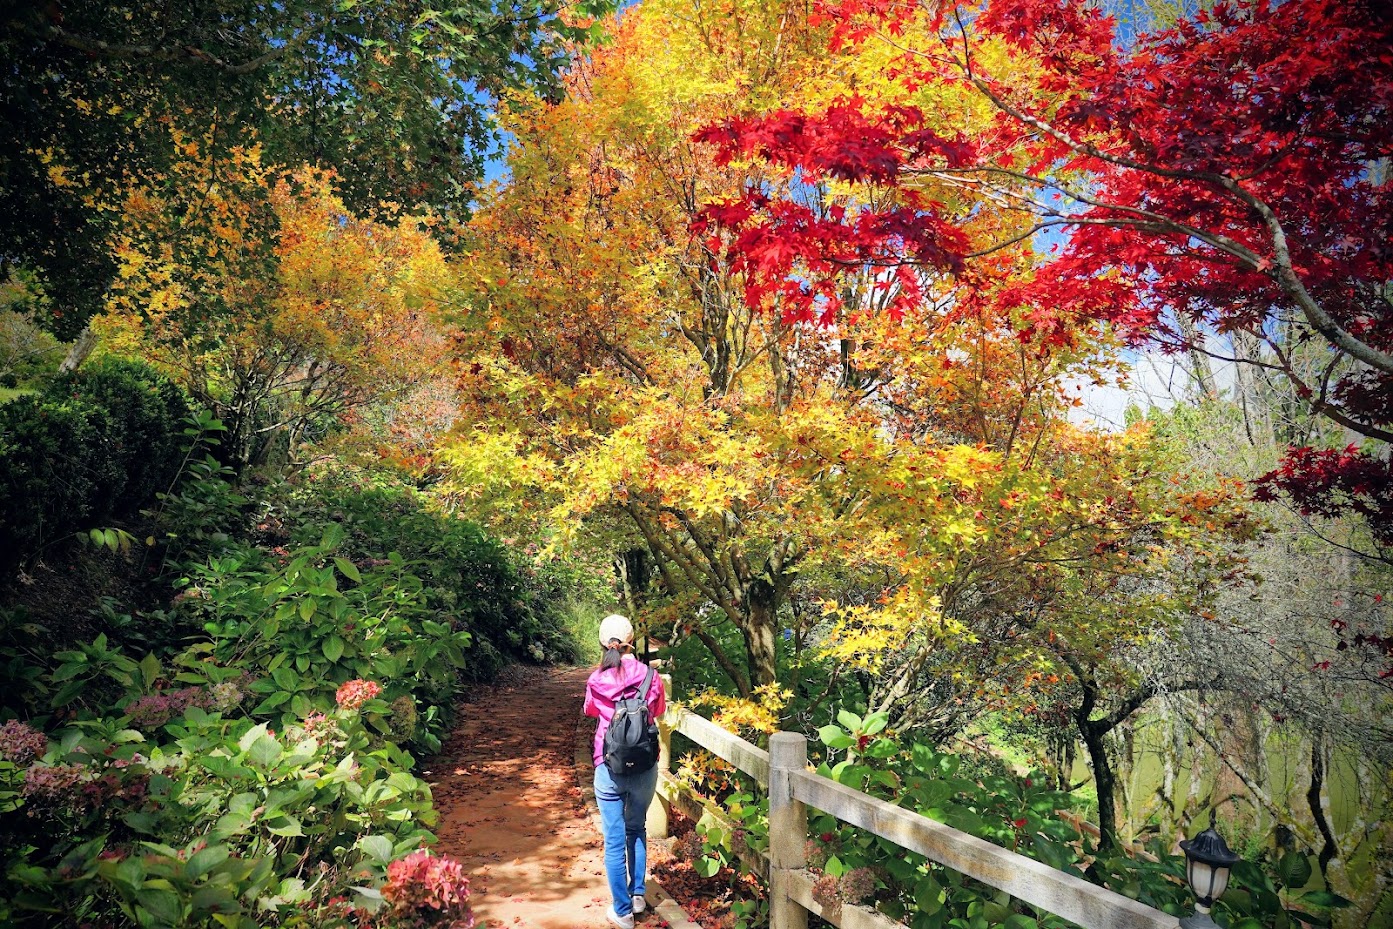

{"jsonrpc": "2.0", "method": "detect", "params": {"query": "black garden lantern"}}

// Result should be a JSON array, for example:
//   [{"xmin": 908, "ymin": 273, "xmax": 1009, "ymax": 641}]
[{"xmin": 1179, "ymin": 810, "xmax": 1242, "ymax": 929}]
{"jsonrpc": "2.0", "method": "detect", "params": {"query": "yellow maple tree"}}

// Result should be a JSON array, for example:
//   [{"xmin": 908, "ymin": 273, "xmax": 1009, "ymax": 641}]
[{"xmin": 96, "ymin": 153, "xmax": 450, "ymax": 468}]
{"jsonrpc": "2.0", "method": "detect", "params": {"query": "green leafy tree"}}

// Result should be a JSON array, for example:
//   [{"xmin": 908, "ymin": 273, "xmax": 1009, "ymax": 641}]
[{"xmin": 0, "ymin": 0, "xmax": 614, "ymax": 339}]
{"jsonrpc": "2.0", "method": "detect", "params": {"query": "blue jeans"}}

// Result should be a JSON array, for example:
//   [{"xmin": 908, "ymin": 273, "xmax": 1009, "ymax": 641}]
[{"xmin": 594, "ymin": 762, "xmax": 658, "ymax": 916}]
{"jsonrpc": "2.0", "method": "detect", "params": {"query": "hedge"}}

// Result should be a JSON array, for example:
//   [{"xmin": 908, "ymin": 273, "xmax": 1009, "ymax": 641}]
[{"xmin": 0, "ymin": 357, "xmax": 190, "ymax": 564}]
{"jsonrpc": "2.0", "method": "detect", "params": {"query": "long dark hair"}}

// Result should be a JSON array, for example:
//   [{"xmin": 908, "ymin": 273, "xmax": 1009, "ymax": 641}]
[{"xmin": 599, "ymin": 639, "xmax": 629, "ymax": 673}]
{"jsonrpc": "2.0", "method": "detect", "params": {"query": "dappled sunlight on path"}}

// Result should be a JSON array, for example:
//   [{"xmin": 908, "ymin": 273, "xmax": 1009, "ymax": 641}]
[{"xmin": 429, "ymin": 667, "xmax": 640, "ymax": 929}]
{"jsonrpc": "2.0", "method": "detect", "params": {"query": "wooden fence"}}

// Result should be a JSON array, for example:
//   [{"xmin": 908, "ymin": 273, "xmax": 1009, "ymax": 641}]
[{"xmin": 653, "ymin": 703, "xmax": 1180, "ymax": 929}]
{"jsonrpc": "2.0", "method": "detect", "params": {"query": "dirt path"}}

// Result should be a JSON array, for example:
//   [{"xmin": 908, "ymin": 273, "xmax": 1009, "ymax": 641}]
[{"xmin": 428, "ymin": 666, "xmax": 661, "ymax": 929}]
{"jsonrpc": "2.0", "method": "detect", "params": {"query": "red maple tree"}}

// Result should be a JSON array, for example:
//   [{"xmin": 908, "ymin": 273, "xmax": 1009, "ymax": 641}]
[{"xmin": 694, "ymin": 0, "xmax": 1393, "ymax": 541}]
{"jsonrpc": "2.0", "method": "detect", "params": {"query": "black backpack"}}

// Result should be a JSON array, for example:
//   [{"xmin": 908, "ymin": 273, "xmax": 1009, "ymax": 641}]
[{"xmin": 602, "ymin": 666, "xmax": 660, "ymax": 777}]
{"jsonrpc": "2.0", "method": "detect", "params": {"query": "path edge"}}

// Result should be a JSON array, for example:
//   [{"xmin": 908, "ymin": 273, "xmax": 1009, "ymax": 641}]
[{"xmin": 573, "ymin": 712, "xmax": 703, "ymax": 929}]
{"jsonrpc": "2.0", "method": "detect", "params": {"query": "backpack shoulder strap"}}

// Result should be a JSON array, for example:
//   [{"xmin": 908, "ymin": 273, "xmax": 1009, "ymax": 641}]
[{"xmin": 639, "ymin": 665, "xmax": 655, "ymax": 700}]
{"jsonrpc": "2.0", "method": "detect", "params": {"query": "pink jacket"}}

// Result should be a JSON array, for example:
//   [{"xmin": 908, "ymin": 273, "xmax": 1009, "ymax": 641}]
[{"xmin": 584, "ymin": 655, "xmax": 666, "ymax": 766}]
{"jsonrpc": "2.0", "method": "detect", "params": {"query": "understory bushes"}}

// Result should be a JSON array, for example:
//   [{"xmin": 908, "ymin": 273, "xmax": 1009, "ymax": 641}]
[
  {"xmin": 0, "ymin": 357, "xmax": 190, "ymax": 565},
  {"xmin": 269, "ymin": 467, "xmax": 587, "ymax": 678},
  {"xmin": 675, "ymin": 711, "xmax": 1348, "ymax": 929},
  {"xmin": 0, "ymin": 444, "xmax": 589, "ymax": 926}
]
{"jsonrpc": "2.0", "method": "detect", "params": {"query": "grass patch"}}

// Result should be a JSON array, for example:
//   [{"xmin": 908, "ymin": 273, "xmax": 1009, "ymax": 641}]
[{"xmin": 0, "ymin": 386, "xmax": 36, "ymax": 404}]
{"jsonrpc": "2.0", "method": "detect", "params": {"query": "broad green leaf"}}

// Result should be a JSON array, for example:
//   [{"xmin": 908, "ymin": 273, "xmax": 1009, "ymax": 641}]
[
  {"xmin": 247, "ymin": 734, "xmax": 281, "ymax": 767},
  {"xmin": 50, "ymin": 681, "xmax": 86, "ymax": 707},
  {"xmin": 323, "ymin": 635, "xmax": 346, "ymax": 663},
  {"xmin": 139, "ymin": 653, "xmax": 160, "ymax": 689},
  {"xmin": 252, "ymin": 692, "xmax": 291, "ymax": 714},
  {"xmin": 334, "ymin": 557, "xmax": 361, "ymax": 583},
  {"xmin": 190, "ymin": 886, "xmax": 239, "ymax": 915},
  {"xmin": 266, "ymin": 815, "xmax": 304, "ymax": 837},
  {"xmin": 185, "ymin": 845, "xmax": 229, "ymax": 880},
  {"xmin": 359, "ymin": 835, "xmax": 393, "ymax": 863},
  {"xmin": 1277, "ymin": 851, "xmax": 1313, "ymax": 888},
  {"xmin": 983, "ymin": 901, "xmax": 1010, "ymax": 924},
  {"xmin": 136, "ymin": 887, "xmax": 183, "ymax": 924},
  {"xmin": 238, "ymin": 723, "xmax": 270, "ymax": 754},
  {"xmin": 1301, "ymin": 890, "xmax": 1351, "ymax": 908},
  {"xmin": 818, "ymin": 726, "xmax": 854, "ymax": 750},
  {"xmin": 914, "ymin": 876, "xmax": 943, "ymax": 915}
]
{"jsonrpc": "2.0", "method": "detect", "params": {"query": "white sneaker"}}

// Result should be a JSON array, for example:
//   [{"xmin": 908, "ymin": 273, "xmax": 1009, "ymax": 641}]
[
  {"xmin": 606, "ymin": 905, "xmax": 635, "ymax": 929},
  {"xmin": 632, "ymin": 895, "xmax": 647, "ymax": 915}
]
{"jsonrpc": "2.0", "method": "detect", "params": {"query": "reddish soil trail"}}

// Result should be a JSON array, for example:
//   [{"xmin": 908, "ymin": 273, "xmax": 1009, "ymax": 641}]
[{"xmin": 428, "ymin": 666, "xmax": 656, "ymax": 929}]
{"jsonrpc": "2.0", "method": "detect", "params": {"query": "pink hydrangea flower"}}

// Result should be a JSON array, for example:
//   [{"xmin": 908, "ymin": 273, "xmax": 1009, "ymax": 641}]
[
  {"xmin": 0, "ymin": 719, "xmax": 48, "ymax": 764},
  {"xmin": 335, "ymin": 679, "xmax": 382, "ymax": 712},
  {"xmin": 382, "ymin": 849, "xmax": 474, "ymax": 928},
  {"xmin": 126, "ymin": 687, "xmax": 211, "ymax": 729},
  {"xmin": 22, "ymin": 763, "xmax": 87, "ymax": 800}
]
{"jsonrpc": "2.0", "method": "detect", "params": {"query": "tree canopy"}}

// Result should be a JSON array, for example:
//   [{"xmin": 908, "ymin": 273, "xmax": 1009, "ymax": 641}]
[
  {"xmin": 0, "ymin": 0, "xmax": 613, "ymax": 337},
  {"xmin": 697, "ymin": 0, "xmax": 1393, "ymax": 545}
]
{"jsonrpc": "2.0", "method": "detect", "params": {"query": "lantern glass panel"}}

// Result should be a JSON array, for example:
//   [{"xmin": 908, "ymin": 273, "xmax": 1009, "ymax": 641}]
[
  {"xmin": 1208, "ymin": 867, "xmax": 1231, "ymax": 901},
  {"xmin": 1187, "ymin": 860, "xmax": 1216, "ymax": 901}
]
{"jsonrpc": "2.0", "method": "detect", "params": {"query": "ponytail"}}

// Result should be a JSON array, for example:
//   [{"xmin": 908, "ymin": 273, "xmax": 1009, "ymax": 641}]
[{"xmin": 599, "ymin": 639, "xmax": 628, "ymax": 673}]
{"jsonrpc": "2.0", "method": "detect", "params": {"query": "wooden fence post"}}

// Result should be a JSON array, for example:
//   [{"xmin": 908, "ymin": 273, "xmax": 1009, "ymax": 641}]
[
  {"xmin": 769, "ymin": 731, "xmax": 809, "ymax": 929},
  {"xmin": 649, "ymin": 673, "xmax": 674, "ymax": 840}
]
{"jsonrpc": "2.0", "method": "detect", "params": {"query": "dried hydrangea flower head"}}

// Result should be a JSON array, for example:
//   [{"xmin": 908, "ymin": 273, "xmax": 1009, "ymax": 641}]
[{"xmin": 0, "ymin": 720, "xmax": 48, "ymax": 765}]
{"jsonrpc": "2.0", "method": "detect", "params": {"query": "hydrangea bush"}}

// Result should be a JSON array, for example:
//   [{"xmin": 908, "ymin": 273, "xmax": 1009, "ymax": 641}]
[
  {"xmin": 0, "ymin": 450, "xmax": 586, "ymax": 928},
  {"xmin": 1, "ymin": 534, "xmax": 494, "ymax": 928},
  {"xmin": 380, "ymin": 850, "xmax": 475, "ymax": 929}
]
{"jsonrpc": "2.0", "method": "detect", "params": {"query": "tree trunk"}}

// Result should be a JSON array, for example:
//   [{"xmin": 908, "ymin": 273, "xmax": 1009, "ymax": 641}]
[
  {"xmin": 694, "ymin": 627, "xmax": 752, "ymax": 697},
  {"xmin": 1117, "ymin": 727, "xmax": 1136, "ymax": 837},
  {"xmin": 615, "ymin": 548, "xmax": 651, "ymax": 630},
  {"xmin": 59, "ymin": 325, "xmax": 98, "ymax": 373},
  {"xmin": 742, "ymin": 578, "xmax": 780, "ymax": 691},
  {"xmin": 1308, "ymin": 732, "xmax": 1340, "ymax": 877},
  {"xmin": 1175, "ymin": 314, "xmax": 1217, "ymax": 400},
  {"xmin": 1080, "ymin": 719, "xmax": 1119, "ymax": 853}
]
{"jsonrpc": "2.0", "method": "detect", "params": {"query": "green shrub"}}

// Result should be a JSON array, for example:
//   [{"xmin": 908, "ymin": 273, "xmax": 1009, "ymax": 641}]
[
  {"xmin": 0, "ymin": 308, "xmax": 63, "ymax": 386},
  {"xmin": 0, "ymin": 442, "xmax": 582, "ymax": 927},
  {"xmin": 0, "ymin": 395, "xmax": 115, "ymax": 558},
  {"xmin": 1, "ymin": 662, "xmax": 442, "ymax": 928},
  {"xmin": 0, "ymin": 357, "xmax": 191, "ymax": 565},
  {"xmin": 278, "ymin": 468, "xmax": 587, "ymax": 673},
  {"xmin": 182, "ymin": 526, "xmax": 472, "ymax": 750},
  {"xmin": 49, "ymin": 357, "xmax": 190, "ymax": 509},
  {"xmin": 1, "ymin": 537, "xmax": 486, "ymax": 927},
  {"xmin": 146, "ymin": 413, "xmax": 247, "ymax": 571}
]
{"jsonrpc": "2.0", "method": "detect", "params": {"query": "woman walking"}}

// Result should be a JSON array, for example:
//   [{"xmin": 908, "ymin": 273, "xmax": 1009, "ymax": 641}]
[{"xmin": 584, "ymin": 614, "xmax": 666, "ymax": 929}]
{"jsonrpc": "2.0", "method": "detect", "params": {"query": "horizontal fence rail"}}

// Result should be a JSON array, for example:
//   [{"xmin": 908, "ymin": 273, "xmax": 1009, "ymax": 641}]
[
  {"xmin": 654, "ymin": 701, "xmax": 1180, "ymax": 929},
  {"xmin": 669, "ymin": 707, "xmax": 771, "ymax": 784},
  {"xmin": 789, "ymin": 767, "xmax": 1177, "ymax": 929}
]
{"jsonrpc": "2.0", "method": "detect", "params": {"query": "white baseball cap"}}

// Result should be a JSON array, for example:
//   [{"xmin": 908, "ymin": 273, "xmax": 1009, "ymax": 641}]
[{"xmin": 598, "ymin": 614, "xmax": 634, "ymax": 648}]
